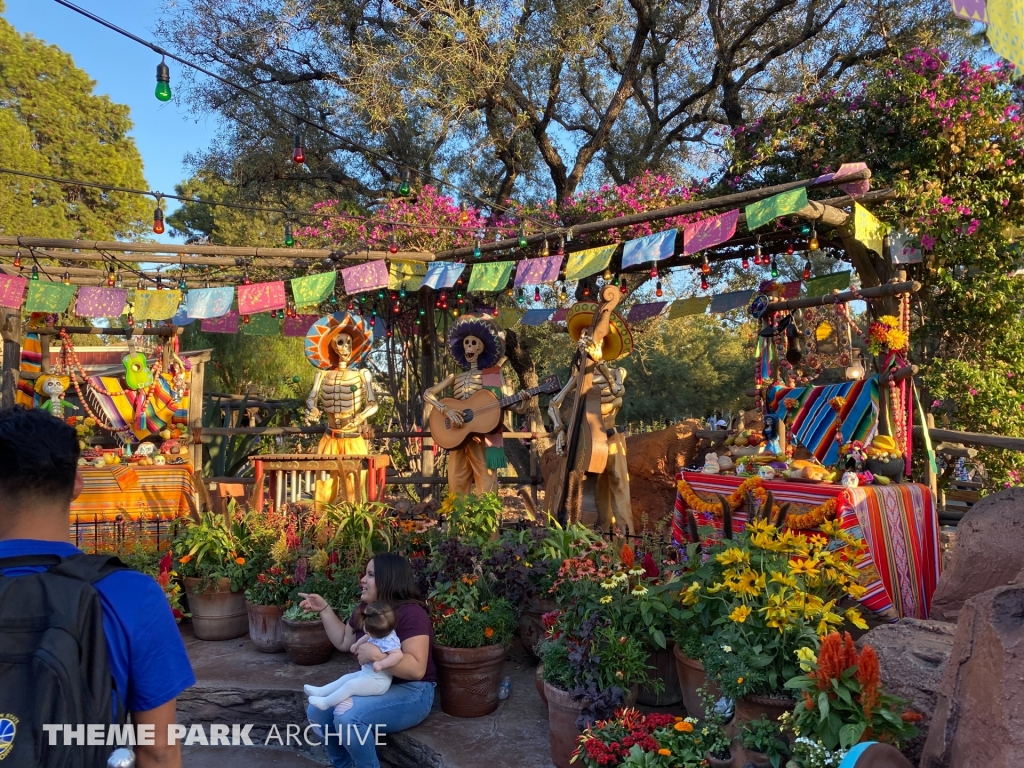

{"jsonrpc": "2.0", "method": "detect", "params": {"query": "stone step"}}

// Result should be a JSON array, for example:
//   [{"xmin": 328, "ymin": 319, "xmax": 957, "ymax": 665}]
[{"xmin": 177, "ymin": 624, "xmax": 556, "ymax": 768}]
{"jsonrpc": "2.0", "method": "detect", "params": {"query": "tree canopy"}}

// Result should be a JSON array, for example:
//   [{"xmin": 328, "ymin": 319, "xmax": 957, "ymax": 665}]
[{"xmin": 0, "ymin": 3, "xmax": 151, "ymax": 239}]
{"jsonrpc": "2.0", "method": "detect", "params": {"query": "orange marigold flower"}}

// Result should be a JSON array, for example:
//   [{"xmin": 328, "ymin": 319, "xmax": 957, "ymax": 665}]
[
  {"xmin": 235, "ymin": 557, "xmax": 246, "ymax": 565},
  {"xmin": 484, "ymin": 627, "xmax": 494, "ymax": 639},
  {"xmin": 658, "ymin": 748, "xmax": 671, "ymax": 756},
  {"xmin": 179, "ymin": 554, "xmax": 192, "ymax": 564},
  {"xmin": 674, "ymin": 721, "xmax": 693, "ymax": 732}
]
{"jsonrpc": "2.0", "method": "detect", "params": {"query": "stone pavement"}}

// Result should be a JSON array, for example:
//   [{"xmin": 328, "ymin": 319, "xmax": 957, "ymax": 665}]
[{"xmin": 177, "ymin": 624, "xmax": 555, "ymax": 768}]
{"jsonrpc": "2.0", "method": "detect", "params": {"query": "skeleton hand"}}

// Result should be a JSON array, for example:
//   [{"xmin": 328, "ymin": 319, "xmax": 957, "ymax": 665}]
[
  {"xmin": 445, "ymin": 407, "xmax": 465, "ymax": 427},
  {"xmin": 579, "ymin": 337, "xmax": 603, "ymax": 363},
  {"xmin": 555, "ymin": 430, "xmax": 566, "ymax": 456}
]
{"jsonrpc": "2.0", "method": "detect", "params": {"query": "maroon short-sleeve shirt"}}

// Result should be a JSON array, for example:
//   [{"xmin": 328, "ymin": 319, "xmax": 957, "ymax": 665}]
[{"xmin": 349, "ymin": 602, "xmax": 437, "ymax": 684}]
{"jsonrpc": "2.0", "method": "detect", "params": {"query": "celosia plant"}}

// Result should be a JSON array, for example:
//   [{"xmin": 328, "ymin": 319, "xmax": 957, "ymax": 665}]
[
  {"xmin": 574, "ymin": 709, "xmax": 707, "ymax": 767},
  {"xmin": 784, "ymin": 632, "xmax": 921, "ymax": 751}
]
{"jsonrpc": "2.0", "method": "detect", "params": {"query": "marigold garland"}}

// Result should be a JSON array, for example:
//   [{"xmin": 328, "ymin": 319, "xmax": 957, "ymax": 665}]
[{"xmin": 677, "ymin": 476, "xmax": 839, "ymax": 531}]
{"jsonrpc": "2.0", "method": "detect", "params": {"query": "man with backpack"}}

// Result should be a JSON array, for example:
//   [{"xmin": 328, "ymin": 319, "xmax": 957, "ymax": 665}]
[{"xmin": 0, "ymin": 407, "xmax": 195, "ymax": 767}]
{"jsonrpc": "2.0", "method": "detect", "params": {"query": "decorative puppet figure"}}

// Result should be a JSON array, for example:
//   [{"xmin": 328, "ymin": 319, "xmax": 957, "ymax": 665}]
[
  {"xmin": 304, "ymin": 312, "xmax": 378, "ymax": 504},
  {"xmin": 35, "ymin": 374, "xmax": 77, "ymax": 420},
  {"xmin": 423, "ymin": 314, "xmax": 528, "ymax": 495},
  {"xmin": 548, "ymin": 302, "xmax": 635, "ymax": 535}
]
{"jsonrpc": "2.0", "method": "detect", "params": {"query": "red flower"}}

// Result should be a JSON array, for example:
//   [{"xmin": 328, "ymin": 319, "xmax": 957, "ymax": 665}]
[
  {"xmin": 641, "ymin": 551, "xmax": 658, "ymax": 579},
  {"xmin": 172, "ymin": 608, "xmax": 183, "ymax": 620},
  {"xmin": 158, "ymin": 551, "xmax": 172, "ymax": 575},
  {"xmin": 620, "ymin": 544, "xmax": 635, "ymax": 568}
]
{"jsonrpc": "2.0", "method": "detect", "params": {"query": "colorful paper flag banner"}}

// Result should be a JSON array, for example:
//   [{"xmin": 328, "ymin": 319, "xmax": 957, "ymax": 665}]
[
  {"xmin": 803, "ymin": 271, "xmax": 852, "ymax": 295},
  {"xmin": 550, "ymin": 308, "xmax": 568, "ymax": 323},
  {"xmin": 709, "ymin": 290, "xmax": 754, "ymax": 314},
  {"xmin": 621, "ymin": 229, "xmax": 677, "ymax": 269},
  {"xmin": 853, "ymin": 203, "xmax": 888, "ymax": 256},
  {"xmin": 951, "ymin": 0, "xmax": 987, "ymax": 20},
  {"xmin": 683, "ymin": 210, "xmax": 739, "ymax": 255},
  {"xmin": 564, "ymin": 244, "xmax": 617, "ymax": 281},
  {"xmin": 521, "ymin": 308, "xmax": 554, "ymax": 326},
  {"xmin": 237, "ymin": 281, "xmax": 286, "ymax": 314},
  {"xmin": 0, "ymin": 274, "xmax": 27, "ymax": 309},
  {"xmin": 24, "ymin": 282, "xmax": 76, "ymax": 313},
  {"xmin": 75, "ymin": 287, "xmax": 127, "ymax": 318},
  {"xmin": 780, "ymin": 281, "xmax": 802, "ymax": 300},
  {"xmin": 890, "ymin": 232, "xmax": 922, "ymax": 265},
  {"xmin": 186, "ymin": 287, "xmax": 234, "ymax": 319},
  {"xmin": 171, "ymin": 309, "xmax": 195, "ymax": 326},
  {"xmin": 341, "ymin": 260, "xmax": 390, "ymax": 295},
  {"xmin": 667, "ymin": 297, "xmax": 710, "ymax": 318},
  {"xmin": 284, "ymin": 314, "xmax": 320, "ymax": 337},
  {"xmin": 421, "ymin": 261, "xmax": 465, "ymax": 290},
  {"xmin": 814, "ymin": 162, "xmax": 871, "ymax": 197},
  {"xmin": 201, "ymin": 312, "xmax": 240, "ymax": 334},
  {"xmin": 988, "ymin": 0, "xmax": 1024, "ymax": 69},
  {"xmin": 133, "ymin": 289, "xmax": 182, "ymax": 321},
  {"xmin": 467, "ymin": 261, "xmax": 514, "ymax": 293},
  {"xmin": 291, "ymin": 272, "xmax": 337, "ymax": 307},
  {"xmin": 626, "ymin": 302, "xmax": 667, "ymax": 323},
  {"xmin": 388, "ymin": 261, "xmax": 428, "ymax": 291},
  {"xmin": 514, "ymin": 255, "xmax": 563, "ymax": 287},
  {"xmin": 745, "ymin": 188, "xmax": 809, "ymax": 231},
  {"xmin": 242, "ymin": 313, "xmax": 281, "ymax": 336},
  {"xmin": 496, "ymin": 307, "xmax": 525, "ymax": 328}
]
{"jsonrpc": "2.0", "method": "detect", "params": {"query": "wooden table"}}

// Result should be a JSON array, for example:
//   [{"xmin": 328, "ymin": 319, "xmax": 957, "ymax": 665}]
[
  {"xmin": 672, "ymin": 471, "xmax": 941, "ymax": 620},
  {"xmin": 250, "ymin": 453, "xmax": 391, "ymax": 510}
]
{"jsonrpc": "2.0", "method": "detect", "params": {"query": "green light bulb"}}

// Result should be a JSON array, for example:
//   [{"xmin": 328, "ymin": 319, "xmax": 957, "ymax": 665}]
[
  {"xmin": 155, "ymin": 59, "xmax": 172, "ymax": 102},
  {"xmin": 771, "ymin": 259, "xmax": 779, "ymax": 279},
  {"xmin": 155, "ymin": 81, "xmax": 171, "ymax": 102}
]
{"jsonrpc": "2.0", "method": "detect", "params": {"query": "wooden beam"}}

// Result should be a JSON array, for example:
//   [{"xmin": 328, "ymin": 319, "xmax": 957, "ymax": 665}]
[
  {"xmin": 914, "ymin": 426, "xmax": 1024, "ymax": 453},
  {"xmin": 768, "ymin": 280, "xmax": 919, "ymax": 311}
]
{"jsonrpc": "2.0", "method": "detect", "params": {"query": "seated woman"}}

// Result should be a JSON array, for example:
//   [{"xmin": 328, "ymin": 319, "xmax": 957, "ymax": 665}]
[{"xmin": 299, "ymin": 552, "xmax": 436, "ymax": 768}]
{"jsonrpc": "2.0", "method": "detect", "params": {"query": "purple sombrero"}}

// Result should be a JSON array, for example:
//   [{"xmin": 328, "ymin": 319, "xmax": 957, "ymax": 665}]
[
  {"xmin": 448, "ymin": 314, "xmax": 505, "ymax": 370},
  {"xmin": 304, "ymin": 312, "xmax": 373, "ymax": 370}
]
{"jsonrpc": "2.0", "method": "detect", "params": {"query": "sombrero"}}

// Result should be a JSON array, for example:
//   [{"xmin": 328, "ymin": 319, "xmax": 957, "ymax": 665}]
[
  {"xmin": 565, "ymin": 302, "xmax": 633, "ymax": 362},
  {"xmin": 304, "ymin": 312, "xmax": 373, "ymax": 370},
  {"xmin": 448, "ymin": 314, "xmax": 505, "ymax": 370}
]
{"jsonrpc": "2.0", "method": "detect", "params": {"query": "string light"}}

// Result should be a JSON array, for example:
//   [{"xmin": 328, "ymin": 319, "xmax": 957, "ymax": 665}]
[
  {"xmin": 582, "ymin": 284, "xmax": 591, "ymax": 297},
  {"xmin": 540, "ymin": 238, "xmax": 550, "ymax": 257},
  {"xmin": 137, "ymin": 278, "xmax": 144, "ymax": 290},
  {"xmin": 156, "ymin": 276, "xmax": 163, "ymax": 290},
  {"xmin": 145, "ymin": 320, "xmax": 153, "ymax": 330},
  {"xmin": 649, "ymin": 265, "xmax": 658, "ymax": 279},
  {"xmin": 389, "ymin": 233, "xmax": 399, "ymax": 254},
  {"xmin": 619, "ymin": 277, "xmax": 627, "ymax": 295},
  {"xmin": 126, "ymin": 310, "xmax": 134, "ymax": 326},
  {"xmin": 330, "ymin": 294, "xmax": 338, "ymax": 306},
  {"xmin": 107, "ymin": 265, "xmax": 116, "ymax": 287},
  {"xmin": 771, "ymin": 257, "xmax": 780, "ymax": 278},
  {"xmin": 242, "ymin": 269, "xmax": 251, "ymax": 285},
  {"xmin": 153, "ymin": 203, "xmax": 164, "ymax": 235},
  {"xmin": 242, "ymin": 314, "xmax": 250, "ymax": 324},
  {"xmin": 741, "ymin": 255, "xmax": 750, "ymax": 269},
  {"xmin": 802, "ymin": 260, "xmax": 812, "ymax": 280},
  {"xmin": 603, "ymin": 268, "xmax": 613, "ymax": 281},
  {"xmin": 292, "ymin": 124, "xmax": 305, "ymax": 165},
  {"xmin": 399, "ymin": 285, "xmax": 406, "ymax": 299},
  {"xmin": 459, "ymin": 201, "xmax": 470, "ymax": 224},
  {"xmin": 30, "ymin": 265, "xmax": 38, "ymax": 280},
  {"xmin": 809, "ymin": 228, "xmax": 820, "ymax": 251},
  {"xmin": 155, "ymin": 56, "xmax": 171, "ymax": 102},
  {"xmin": 557, "ymin": 236, "xmax": 565, "ymax": 256},
  {"xmin": 398, "ymin": 169, "xmax": 411, "ymax": 196},
  {"xmin": 178, "ymin": 275, "xmax": 187, "ymax": 290},
  {"xmin": 655, "ymin": 280, "xmax": 663, "ymax": 297},
  {"xmin": 754, "ymin": 242, "xmax": 763, "ymax": 265},
  {"xmin": 700, "ymin": 255, "xmax": 710, "ymax": 275},
  {"xmin": 473, "ymin": 239, "xmax": 482, "ymax": 259},
  {"xmin": 62, "ymin": 272, "xmax": 70, "ymax": 285},
  {"xmin": 13, "ymin": 251, "xmax": 20, "ymax": 268},
  {"xmin": 786, "ymin": 243, "xmax": 795, "ymax": 256},
  {"xmin": 284, "ymin": 222, "xmax": 295, "ymax": 247},
  {"xmin": 700, "ymin": 274, "xmax": 709, "ymax": 291},
  {"xmin": 347, "ymin": 301, "xmax": 354, "ymax": 311},
  {"xmin": 534, "ymin": 286, "xmax": 541, "ymax": 302},
  {"xmin": 516, "ymin": 288, "xmax": 525, "ymax": 305},
  {"xmin": 115, "ymin": 270, "xmax": 123, "ymax": 289},
  {"xmin": 518, "ymin": 225, "xmax": 528, "ymax": 249},
  {"xmin": 559, "ymin": 283, "xmax": 568, "ymax": 301}
]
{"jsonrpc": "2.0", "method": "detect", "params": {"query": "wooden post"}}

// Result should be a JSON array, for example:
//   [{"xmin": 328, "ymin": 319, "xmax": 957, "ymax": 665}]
[
  {"xmin": 419, "ymin": 290, "xmax": 435, "ymax": 502},
  {"xmin": 0, "ymin": 307, "xmax": 21, "ymax": 408},
  {"xmin": 529, "ymin": 436, "xmax": 539, "ymax": 508},
  {"xmin": 184, "ymin": 350, "xmax": 210, "ymax": 476},
  {"xmin": 924, "ymin": 413, "xmax": 939, "ymax": 508}
]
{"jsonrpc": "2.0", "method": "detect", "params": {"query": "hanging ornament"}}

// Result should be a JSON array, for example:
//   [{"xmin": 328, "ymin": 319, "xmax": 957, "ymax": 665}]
[
  {"xmin": 802, "ymin": 260, "xmax": 812, "ymax": 281},
  {"xmin": 655, "ymin": 280, "xmax": 663, "ymax": 297},
  {"xmin": 155, "ymin": 56, "xmax": 171, "ymax": 102},
  {"xmin": 13, "ymin": 251, "xmax": 21, "ymax": 269},
  {"xmin": 809, "ymin": 228, "xmax": 820, "ymax": 251},
  {"xmin": 292, "ymin": 125, "xmax": 305, "ymax": 164},
  {"xmin": 398, "ymin": 169, "xmax": 411, "ymax": 196}
]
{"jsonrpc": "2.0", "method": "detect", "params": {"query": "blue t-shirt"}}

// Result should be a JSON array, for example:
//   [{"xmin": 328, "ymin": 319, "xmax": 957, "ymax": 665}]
[{"xmin": 0, "ymin": 540, "xmax": 196, "ymax": 714}]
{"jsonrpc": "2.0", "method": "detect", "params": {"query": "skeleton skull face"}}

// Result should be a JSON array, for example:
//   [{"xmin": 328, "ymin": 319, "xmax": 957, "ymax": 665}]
[
  {"xmin": 332, "ymin": 332, "xmax": 353, "ymax": 363},
  {"xmin": 462, "ymin": 335, "xmax": 484, "ymax": 365},
  {"xmin": 41, "ymin": 377, "xmax": 65, "ymax": 398}
]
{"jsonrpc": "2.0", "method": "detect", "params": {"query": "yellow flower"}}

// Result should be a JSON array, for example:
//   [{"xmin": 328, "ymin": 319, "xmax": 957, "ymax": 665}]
[
  {"xmin": 845, "ymin": 607, "xmax": 869, "ymax": 630},
  {"xmin": 788, "ymin": 558, "xmax": 819, "ymax": 577},
  {"xmin": 729, "ymin": 605, "xmax": 752, "ymax": 623},
  {"xmin": 770, "ymin": 571, "xmax": 797, "ymax": 589},
  {"xmin": 658, "ymin": 748, "xmax": 672, "ymax": 756},
  {"xmin": 681, "ymin": 581, "xmax": 701, "ymax": 605},
  {"xmin": 795, "ymin": 647, "xmax": 817, "ymax": 672},
  {"xmin": 846, "ymin": 582, "xmax": 868, "ymax": 599},
  {"xmin": 600, "ymin": 595, "xmax": 613, "ymax": 604},
  {"xmin": 730, "ymin": 569, "xmax": 762, "ymax": 598},
  {"xmin": 601, "ymin": 579, "xmax": 617, "ymax": 590},
  {"xmin": 737, "ymin": 677, "xmax": 744, "ymax": 685},
  {"xmin": 631, "ymin": 585, "xmax": 648, "ymax": 597},
  {"xmin": 674, "ymin": 720, "xmax": 694, "ymax": 732},
  {"xmin": 716, "ymin": 547, "xmax": 750, "ymax": 567}
]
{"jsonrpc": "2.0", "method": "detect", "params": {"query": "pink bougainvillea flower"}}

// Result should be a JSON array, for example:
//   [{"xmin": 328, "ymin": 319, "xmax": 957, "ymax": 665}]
[
  {"xmin": 920, "ymin": 234, "xmax": 937, "ymax": 251},
  {"xmin": 969, "ymin": 388, "xmax": 978, "ymax": 396}
]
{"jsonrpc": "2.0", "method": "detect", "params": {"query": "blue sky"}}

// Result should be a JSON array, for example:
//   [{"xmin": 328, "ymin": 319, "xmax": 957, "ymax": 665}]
[{"xmin": 5, "ymin": 0, "xmax": 220, "ymax": 241}]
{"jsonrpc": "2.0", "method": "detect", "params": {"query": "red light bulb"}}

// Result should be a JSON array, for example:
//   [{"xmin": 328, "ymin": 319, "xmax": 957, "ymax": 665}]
[
  {"xmin": 389, "ymin": 235, "xmax": 399, "ymax": 254},
  {"xmin": 786, "ymin": 243, "xmax": 795, "ymax": 256},
  {"xmin": 655, "ymin": 281, "xmax": 663, "ymax": 297},
  {"xmin": 802, "ymin": 261, "xmax": 812, "ymax": 281},
  {"xmin": 13, "ymin": 252, "xmax": 21, "ymax": 268},
  {"xmin": 292, "ymin": 131, "xmax": 305, "ymax": 164},
  {"xmin": 741, "ymin": 256, "xmax": 750, "ymax": 269},
  {"xmin": 153, "ymin": 207, "xmax": 164, "ymax": 235},
  {"xmin": 534, "ymin": 286, "xmax": 541, "ymax": 302},
  {"xmin": 701, "ymin": 257, "xmax": 711, "ymax": 275},
  {"xmin": 649, "ymin": 266, "xmax": 658, "ymax": 279},
  {"xmin": 700, "ymin": 275, "xmax": 709, "ymax": 291},
  {"xmin": 242, "ymin": 314, "xmax": 250, "ymax": 324}
]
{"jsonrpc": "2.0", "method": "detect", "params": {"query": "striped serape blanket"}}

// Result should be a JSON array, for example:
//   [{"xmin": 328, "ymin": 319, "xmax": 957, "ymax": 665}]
[{"xmin": 85, "ymin": 373, "xmax": 189, "ymax": 440}]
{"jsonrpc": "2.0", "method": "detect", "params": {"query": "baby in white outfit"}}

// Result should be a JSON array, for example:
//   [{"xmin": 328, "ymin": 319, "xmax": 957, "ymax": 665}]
[{"xmin": 304, "ymin": 601, "xmax": 405, "ymax": 710}]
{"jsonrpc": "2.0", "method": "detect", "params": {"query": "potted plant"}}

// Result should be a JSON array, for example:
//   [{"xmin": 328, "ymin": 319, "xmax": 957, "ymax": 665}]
[
  {"xmin": 280, "ymin": 602, "xmax": 335, "ymax": 665},
  {"xmin": 782, "ymin": 632, "xmax": 920, "ymax": 753},
  {"xmin": 742, "ymin": 715, "xmax": 791, "ymax": 768},
  {"xmin": 428, "ymin": 538, "xmax": 516, "ymax": 718},
  {"xmin": 574, "ymin": 709, "xmax": 706, "ymax": 767},
  {"xmin": 173, "ymin": 511, "xmax": 252, "ymax": 641},
  {"xmin": 244, "ymin": 565, "xmax": 292, "ymax": 652},
  {"xmin": 785, "ymin": 738, "xmax": 849, "ymax": 768}
]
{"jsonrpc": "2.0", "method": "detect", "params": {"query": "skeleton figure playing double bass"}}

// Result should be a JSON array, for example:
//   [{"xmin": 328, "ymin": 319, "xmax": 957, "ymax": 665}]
[{"xmin": 546, "ymin": 298, "xmax": 635, "ymax": 536}]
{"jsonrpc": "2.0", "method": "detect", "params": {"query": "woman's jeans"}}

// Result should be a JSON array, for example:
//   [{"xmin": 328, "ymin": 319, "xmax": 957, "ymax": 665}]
[{"xmin": 306, "ymin": 680, "xmax": 436, "ymax": 768}]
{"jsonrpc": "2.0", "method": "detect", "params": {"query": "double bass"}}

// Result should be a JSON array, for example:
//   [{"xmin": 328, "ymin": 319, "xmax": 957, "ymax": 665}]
[{"xmin": 549, "ymin": 284, "xmax": 622, "ymax": 524}]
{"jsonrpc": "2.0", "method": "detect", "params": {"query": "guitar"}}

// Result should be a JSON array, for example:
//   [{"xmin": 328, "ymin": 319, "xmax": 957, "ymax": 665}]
[
  {"xmin": 428, "ymin": 375, "xmax": 561, "ymax": 450},
  {"xmin": 550, "ymin": 285, "xmax": 622, "ymax": 524},
  {"xmin": 123, "ymin": 352, "xmax": 154, "ymax": 391}
]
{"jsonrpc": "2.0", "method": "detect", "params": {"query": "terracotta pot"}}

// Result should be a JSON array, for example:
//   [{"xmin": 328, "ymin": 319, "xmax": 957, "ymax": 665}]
[
  {"xmin": 184, "ymin": 577, "xmax": 248, "ymax": 641},
  {"xmin": 705, "ymin": 750, "xmax": 733, "ymax": 768},
  {"xmin": 246, "ymin": 602, "xmax": 285, "ymax": 653},
  {"xmin": 637, "ymin": 642, "xmax": 684, "ymax": 706},
  {"xmin": 672, "ymin": 645, "xmax": 719, "ymax": 719},
  {"xmin": 545, "ymin": 682, "xmax": 585, "ymax": 768},
  {"xmin": 744, "ymin": 749, "xmax": 772, "ymax": 768},
  {"xmin": 733, "ymin": 694, "xmax": 797, "ymax": 728},
  {"xmin": 281, "ymin": 617, "xmax": 335, "ymax": 665},
  {"xmin": 519, "ymin": 596, "xmax": 558, "ymax": 659},
  {"xmin": 433, "ymin": 643, "xmax": 508, "ymax": 718},
  {"xmin": 535, "ymin": 663, "xmax": 547, "ymax": 704}
]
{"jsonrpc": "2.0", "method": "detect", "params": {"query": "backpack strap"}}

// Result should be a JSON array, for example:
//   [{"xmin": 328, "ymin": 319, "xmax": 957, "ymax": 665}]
[
  {"xmin": 49, "ymin": 554, "xmax": 129, "ymax": 584},
  {"xmin": 0, "ymin": 554, "xmax": 63, "ymax": 572}
]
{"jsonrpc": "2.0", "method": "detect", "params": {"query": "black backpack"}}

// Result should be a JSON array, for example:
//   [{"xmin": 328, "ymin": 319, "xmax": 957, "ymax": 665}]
[{"xmin": 0, "ymin": 554, "xmax": 128, "ymax": 768}]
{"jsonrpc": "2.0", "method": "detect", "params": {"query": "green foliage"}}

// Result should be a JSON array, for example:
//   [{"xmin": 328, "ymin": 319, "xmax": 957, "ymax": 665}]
[
  {"xmin": 317, "ymin": 501, "xmax": 395, "ymax": 572},
  {"xmin": 729, "ymin": 50, "xmax": 1024, "ymax": 488},
  {"xmin": 282, "ymin": 603, "xmax": 322, "ymax": 622},
  {"xmin": 437, "ymin": 491, "xmax": 502, "ymax": 547},
  {"xmin": 742, "ymin": 716, "xmax": 791, "ymax": 768},
  {"xmin": 0, "ymin": 7, "xmax": 150, "ymax": 238},
  {"xmin": 172, "ymin": 511, "xmax": 253, "ymax": 592},
  {"xmin": 244, "ymin": 565, "xmax": 294, "ymax": 606}
]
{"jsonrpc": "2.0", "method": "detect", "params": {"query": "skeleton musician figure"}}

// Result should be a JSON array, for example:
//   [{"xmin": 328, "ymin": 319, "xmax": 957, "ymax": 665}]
[
  {"xmin": 424, "ymin": 314, "xmax": 531, "ymax": 495},
  {"xmin": 547, "ymin": 301, "xmax": 635, "ymax": 535},
  {"xmin": 304, "ymin": 312, "xmax": 378, "ymax": 504}
]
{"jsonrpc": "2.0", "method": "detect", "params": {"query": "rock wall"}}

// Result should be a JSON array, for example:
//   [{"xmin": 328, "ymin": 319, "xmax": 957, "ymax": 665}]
[{"xmin": 624, "ymin": 420, "xmax": 702, "ymax": 528}]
